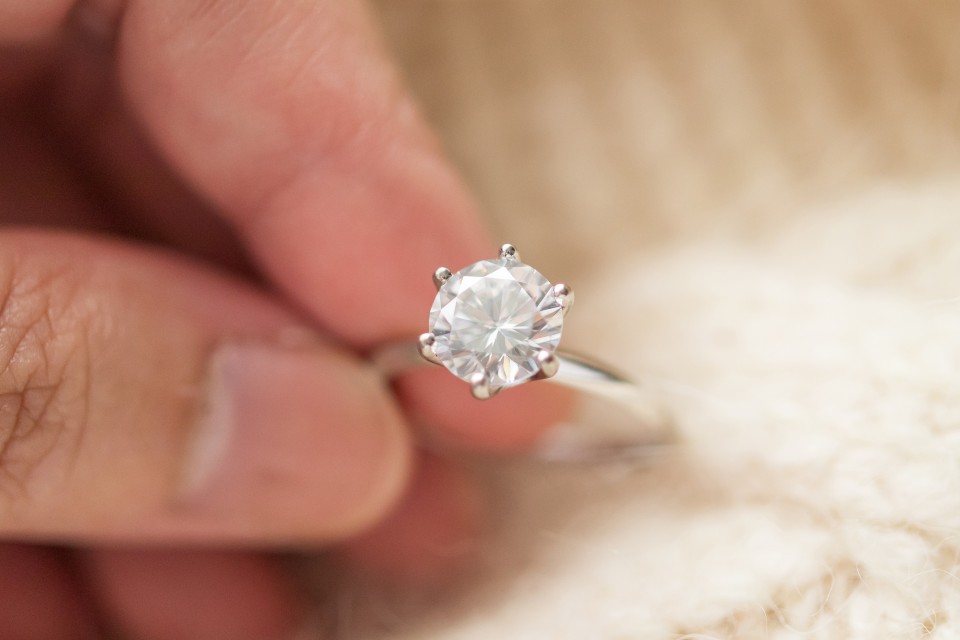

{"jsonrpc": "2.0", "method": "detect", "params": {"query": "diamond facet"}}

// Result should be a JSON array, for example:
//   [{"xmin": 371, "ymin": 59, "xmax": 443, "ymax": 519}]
[{"xmin": 428, "ymin": 258, "xmax": 564, "ymax": 388}]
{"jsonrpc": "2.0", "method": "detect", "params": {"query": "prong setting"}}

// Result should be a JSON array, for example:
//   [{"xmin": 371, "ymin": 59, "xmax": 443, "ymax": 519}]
[
  {"xmin": 534, "ymin": 350, "xmax": 559, "ymax": 379},
  {"xmin": 499, "ymin": 243, "xmax": 520, "ymax": 261},
  {"xmin": 553, "ymin": 283, "xmax": 574, "ymax": 316},
  {"xmin": 433, "ymin": 267, "xmax": 452, "ymax": 290},
  {"xmin": 469, "ymin": 372, "xmax": 501, "ymax": 400},
  {"xmin": 427, "ymin": 245, "xmax": 566, "ymax": 399},
  {"xmin": 418, "ymin": 332, "xmax": 442, "ymax": 365}
]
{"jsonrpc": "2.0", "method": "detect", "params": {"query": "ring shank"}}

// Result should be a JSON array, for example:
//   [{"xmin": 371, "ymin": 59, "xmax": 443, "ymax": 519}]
[{"xmin": 372, "ymin": 343, "xmax": 673, "ymax": 462}]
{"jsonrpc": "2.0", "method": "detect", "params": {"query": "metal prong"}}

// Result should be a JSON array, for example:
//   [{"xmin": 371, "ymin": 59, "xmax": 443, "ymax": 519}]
[
  {"xmin": 433, "ymin": 267, "xmax": 452, "ymax": 290},
  {"xmin": 533, "ymin": 350, "xmax": 559, "ymax": 379},
  {"xmin": 418, "ymin": 333, "xmax": 441, "ymax": 365},
  {"xmin": 470, "ymin": 372, "xmax": 501, "ymax": 400},
  {"xmin": 499, "ymin": 243, "xmax": 520, "ymax": 261},
  {"xmin": 554, "ymin": 283, "xmax": 574, "ymax": 315}
]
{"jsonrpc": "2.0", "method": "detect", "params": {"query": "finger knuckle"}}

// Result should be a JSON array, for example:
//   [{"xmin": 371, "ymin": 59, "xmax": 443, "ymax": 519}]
[{"xmin": 0, "ymin": 256, "xmax": 92, "ymax": 502}]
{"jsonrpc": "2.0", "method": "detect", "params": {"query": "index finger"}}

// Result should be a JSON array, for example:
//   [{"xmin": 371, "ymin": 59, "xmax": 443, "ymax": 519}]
[
  {"xmin": 120, "ymin": 0, "xmax": 487, "ymax": 346},
  {"xmin": 116, "ymin": 0, "xmax": 570, "ymax": 448}
]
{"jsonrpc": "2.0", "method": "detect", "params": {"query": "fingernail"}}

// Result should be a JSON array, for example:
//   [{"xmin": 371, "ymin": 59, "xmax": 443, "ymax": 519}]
[{"xmin": 181, "ymin": 342, "xmax": 411, "ymax": 540}]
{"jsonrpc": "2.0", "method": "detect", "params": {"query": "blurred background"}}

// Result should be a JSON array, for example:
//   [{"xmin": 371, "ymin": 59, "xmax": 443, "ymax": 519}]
[
  {"xmin": 327, "ymin": 2, "xmax": 960, "ymax": 638},
  {"xmin": 375, "ymin": 0, "xmax": 960, "ymax": 277}
]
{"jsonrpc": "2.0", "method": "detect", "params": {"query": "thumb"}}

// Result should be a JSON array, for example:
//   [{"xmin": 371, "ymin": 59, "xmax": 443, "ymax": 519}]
[{"xmin": 0, "ymin": 231, "xmax": 410, "ymax": 544}]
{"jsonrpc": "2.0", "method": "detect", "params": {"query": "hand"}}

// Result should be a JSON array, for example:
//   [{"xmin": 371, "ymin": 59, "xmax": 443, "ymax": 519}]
[{"xmin": 0, "ymin": 1, "xmax": 569, "ymax": 637}]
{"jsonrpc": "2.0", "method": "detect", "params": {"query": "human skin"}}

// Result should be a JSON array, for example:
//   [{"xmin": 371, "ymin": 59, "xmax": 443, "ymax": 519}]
[{"xmin": 0, "ymin": 0, "xmax": 571, "ymax": 637}]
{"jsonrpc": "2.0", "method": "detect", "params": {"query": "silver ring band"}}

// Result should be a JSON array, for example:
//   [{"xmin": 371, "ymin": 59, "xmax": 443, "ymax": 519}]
[
  {"xmin": 386, "ymin": 242, "xmax": 673, "ymax": 461},
  {"xmin": 372, "ymin": 343, "xmax": 673, "ymax": 462}
]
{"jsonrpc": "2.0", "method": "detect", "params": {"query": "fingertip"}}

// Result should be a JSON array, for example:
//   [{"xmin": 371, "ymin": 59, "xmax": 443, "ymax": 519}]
[
  {"xmin": 0, "ymin": 233, "xmax": 414, "ymax": 545},
  {"xmin": 179, "ymin": 343, "xmax": 414, "ymax": 543},
  {"xmin": 117, "ymin": 0, "xmax": 492, "ymax": 347}
]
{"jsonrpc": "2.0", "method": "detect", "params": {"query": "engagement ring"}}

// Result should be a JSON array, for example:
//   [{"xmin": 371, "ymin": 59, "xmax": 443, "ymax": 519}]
[{"xmin": 374, "ymin": 244, "xmax": 671, "ymax": 460}]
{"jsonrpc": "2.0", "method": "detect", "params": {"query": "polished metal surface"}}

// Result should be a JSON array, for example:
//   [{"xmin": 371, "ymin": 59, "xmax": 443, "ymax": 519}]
[
  {"xmin": 392, "ymin": 242, "xmax": 672, "ymax": 461},
  {"xmin": 371, "ymin": 342, "xmax": 673, "ymax": 461}
]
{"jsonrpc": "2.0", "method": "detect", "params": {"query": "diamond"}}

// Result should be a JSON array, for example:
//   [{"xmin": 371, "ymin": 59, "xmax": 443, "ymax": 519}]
[{"xmin": 428, "ymin": 257, "xmax": 564, "ymax": 388}]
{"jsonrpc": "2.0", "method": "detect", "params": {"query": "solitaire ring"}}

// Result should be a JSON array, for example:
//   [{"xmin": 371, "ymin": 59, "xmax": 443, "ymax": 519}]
[{"xmin": 373, "ymin": 243, "xmax": 672, "ymax": 461}]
